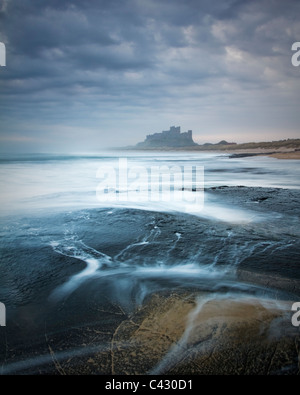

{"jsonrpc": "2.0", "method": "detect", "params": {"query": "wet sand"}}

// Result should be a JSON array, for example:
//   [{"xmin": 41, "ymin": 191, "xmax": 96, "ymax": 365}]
[
  {"xmin": 227, "ymin": 148, "xmax": 300, "ymax": 159},
  {"xmin": 268, "ymin": 151, "xmax": 300, "ymax": 160}
]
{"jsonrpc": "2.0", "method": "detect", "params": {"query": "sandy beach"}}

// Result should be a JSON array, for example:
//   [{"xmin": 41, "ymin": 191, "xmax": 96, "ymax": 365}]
[
  {"xmin": 269, "ymin": 151, "xmax": 300, "ymax": 160},
  {"xmin": 222, "ymin": 147, "xmax": 300, "ymax": 160}
]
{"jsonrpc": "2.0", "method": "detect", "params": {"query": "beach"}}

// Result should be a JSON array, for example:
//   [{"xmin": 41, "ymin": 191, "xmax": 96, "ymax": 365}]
[{"xmin": 269, "ymin": 152, "xmax": 300, "ymax": 160}]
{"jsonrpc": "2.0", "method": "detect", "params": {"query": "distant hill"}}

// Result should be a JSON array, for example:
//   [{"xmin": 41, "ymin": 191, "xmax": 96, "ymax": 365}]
[
  {"xmin": 192, "ymin": 139, "xmax": 300, "ymax": 151},
  {"xmin": 203, "ymin": 140, "xmax": 237, "ymax": 146}
]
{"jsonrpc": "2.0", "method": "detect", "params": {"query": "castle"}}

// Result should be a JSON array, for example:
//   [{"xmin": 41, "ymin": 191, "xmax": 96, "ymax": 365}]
[{"xmin": 136, "ymin": 126, "xmax": 198, "ymax": 148}]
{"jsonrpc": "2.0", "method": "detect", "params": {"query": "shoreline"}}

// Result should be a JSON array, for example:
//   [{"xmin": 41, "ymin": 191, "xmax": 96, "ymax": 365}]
[
  {"xmin": 268, "ymin": 151, "xmax": 300, "ymax": 160},
  {"xmin": 116, "ymin": 147, "xmax": 300, "ymax": 159},
  {"xmin": 227, "ymin": 149, "xmax": 300, "ymax": 160}
]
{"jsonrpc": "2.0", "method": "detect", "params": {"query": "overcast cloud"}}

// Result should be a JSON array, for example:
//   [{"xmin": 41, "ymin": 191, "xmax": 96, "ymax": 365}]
[{"xmin": 0, "ymin": 0, "xmax": 299, "ymax": 152}]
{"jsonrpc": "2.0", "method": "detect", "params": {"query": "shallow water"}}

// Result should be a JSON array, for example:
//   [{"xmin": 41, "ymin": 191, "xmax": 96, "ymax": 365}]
[
  {"xmin": 0, "ymin": 152, "xmax": 299, "ymax": 374},
  {"xmin": 0, "ymin": 152, "xmax": 299, "ymax": 217}
]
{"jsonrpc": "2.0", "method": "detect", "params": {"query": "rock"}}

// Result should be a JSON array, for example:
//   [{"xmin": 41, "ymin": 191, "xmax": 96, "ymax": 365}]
[{"xmin": 42, "ymin": 292, "xmax": 298, "ymax": 375}]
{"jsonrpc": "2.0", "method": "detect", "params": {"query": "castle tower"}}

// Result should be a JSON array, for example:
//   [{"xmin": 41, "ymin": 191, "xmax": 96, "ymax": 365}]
[{"xmin": 169, "ymin": 126, "xmax": 181, "ymax": 134}]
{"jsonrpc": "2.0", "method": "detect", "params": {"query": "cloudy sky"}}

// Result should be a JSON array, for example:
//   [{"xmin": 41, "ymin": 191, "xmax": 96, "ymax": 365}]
[{"xmin": 0, "ymin": 0, "xmax": 299, "ymax": 152}]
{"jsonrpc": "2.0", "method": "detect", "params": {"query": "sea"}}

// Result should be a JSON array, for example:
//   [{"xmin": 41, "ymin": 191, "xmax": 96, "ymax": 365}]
[{"xmin": 0, "ymin": 151, "xmax": 299, "ymax": 374}]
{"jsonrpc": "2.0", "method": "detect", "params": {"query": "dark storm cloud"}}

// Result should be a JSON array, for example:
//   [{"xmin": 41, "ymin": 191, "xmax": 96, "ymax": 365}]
[{"xmin": 0, "ymin": 0, "xmax": 299, "ymax": 152}]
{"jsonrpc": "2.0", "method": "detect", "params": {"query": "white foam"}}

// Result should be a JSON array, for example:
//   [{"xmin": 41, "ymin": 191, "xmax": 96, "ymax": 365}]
[{"xmin": 0, "ymin": 152, "xmax": 298, "ymax": 218}]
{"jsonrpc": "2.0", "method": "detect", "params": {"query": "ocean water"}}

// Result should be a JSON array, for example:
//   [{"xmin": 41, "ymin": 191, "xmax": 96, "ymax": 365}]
[
  {"xmin": 0, "ymin": 151, "xmax": 299, "ymax": 216},
  {"xmin": 0, "ymin": 152, "xmax": 299, "ymax": 374}
]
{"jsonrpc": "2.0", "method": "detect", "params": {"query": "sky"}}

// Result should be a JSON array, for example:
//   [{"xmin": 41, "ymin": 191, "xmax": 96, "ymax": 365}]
[{"xmin": 0, "ymin": 0, "xmax": 299, "ymax": 153}]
